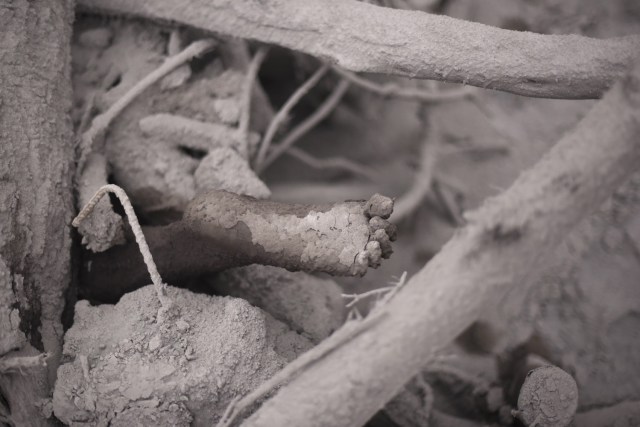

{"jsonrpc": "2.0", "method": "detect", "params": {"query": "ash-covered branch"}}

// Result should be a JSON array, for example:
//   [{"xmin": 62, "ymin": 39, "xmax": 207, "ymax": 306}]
[
  {"xmin": 80, "ymin": 191, "xmax": 396, "ymax": 302},
  {"xmin": 240, "ymin": 58, "xmax": 640, "ymax": 427},
  {"xmin": 0, "ymin": 1, "xmax": 75, "ymax": 424},
  {"xmin": 78, "ymin": 0, "xmax": 639, "ymax": 99}
]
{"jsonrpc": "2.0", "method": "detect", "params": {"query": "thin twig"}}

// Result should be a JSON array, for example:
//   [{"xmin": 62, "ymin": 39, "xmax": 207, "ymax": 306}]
[
  {"xmin": 333, "ymin": 66, "xmax": 477, "ymax": 102},
  {"xmin": 342, "ymin": 286, "xmax": 395, "ymax": 308},
  {"xmin": 392, "ymin": 125, "xmax": 440, "ymax": 221},
  {"xmin": 258, "ymin": 79, "xmax": 350, "ymax": 173},
  {"xmin": 72, "ymin": 184, "xmax": 169, "ymax": 308},
  {"xmin": 254, "ymin": 63, "xmax": 330, "ymax": 168},
  {"xmin": 376, "ymin": 271, "xmax": 408, "ymax": 307},
  {"xmin": 238, "ymin": 46, "xmax": 269, "ymax": 158},
  {"xmin": 76, "ymin": 39, "xmax": 217, "ymax": 173},
  {"xmin": 342, "ymin": 272, "xmax": 407, "ymax": 312},
  {"xmin": 285, "ymin": 146, "xmax": 379, "ymax": 182}
]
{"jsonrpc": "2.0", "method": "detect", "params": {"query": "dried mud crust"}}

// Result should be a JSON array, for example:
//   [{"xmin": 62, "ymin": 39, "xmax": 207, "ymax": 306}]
[{"xmin": 53, "ymin": 285, "xmax": 312, "ymax": 426}]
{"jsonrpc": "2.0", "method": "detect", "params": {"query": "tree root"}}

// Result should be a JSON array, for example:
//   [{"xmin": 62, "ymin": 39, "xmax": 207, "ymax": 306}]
[
  {"xmin": 78, "ymin": 0, "xmax": 639, "ymax": 99},
  {"xmin": 79, "ymin": 191, "xmax": 396, "ymax": 303},
  {"xmin": 0, "ymin": 1, "xmax": 75, "ymax": 424}
]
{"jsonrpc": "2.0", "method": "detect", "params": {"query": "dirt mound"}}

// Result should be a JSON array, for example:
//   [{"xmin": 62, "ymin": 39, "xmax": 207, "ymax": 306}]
[{"xmin": 53, "ymin": 285, "xmax": 312, "ymax": 425}]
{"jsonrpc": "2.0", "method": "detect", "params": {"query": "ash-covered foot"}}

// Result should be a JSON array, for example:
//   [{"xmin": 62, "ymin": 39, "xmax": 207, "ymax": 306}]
[
  {"xmin": 184, "ymin": 190, "xmax": 396, "ymax": 276},
  {"xmin": 365, "ymin": 193, "xmax": 394, "ymax": 219},
  {"xmin": 351, "ymin": 194, "xmax": 397, "ymax": 274},
  {"xmin": 368, "ymin": 211, "xmax": 397, "ymax": 258},
  {"xmin": 82, "ymin": 191, "xmax": 398, "ymax": 303}
]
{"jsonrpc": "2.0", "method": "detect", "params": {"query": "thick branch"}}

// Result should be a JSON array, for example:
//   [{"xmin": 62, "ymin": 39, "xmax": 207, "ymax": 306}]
[
  {"xmin": 241, "ymin": 60, "xmax": 640, "ymax": 427},
  {"xmin": 0, "ymin": 1, "xmax": 74, "ymax": 425},
  {"xmin": 78, "ymin": 0, "xmax": 639, "ymax": 99},
  {"xmin": 80, "ymin": 191, "xmax": 396, "ymax": 303}
]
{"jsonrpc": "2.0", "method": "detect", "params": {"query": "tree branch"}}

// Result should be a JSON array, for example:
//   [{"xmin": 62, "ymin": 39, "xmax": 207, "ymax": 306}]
[
  {"xmin": 78, "ymin": 0, "xmax": 639, "ymax": 99},
  {"xmin": 240, "ymin": 58, "xmax": 640, "ymax": 427},
  {"xmin": 0, "ymin": 1, "xmax": 75, "ymax": 424},
  {"xmin": 80, "ymin": 191, "xmax": 396, "ymax": 303}
]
